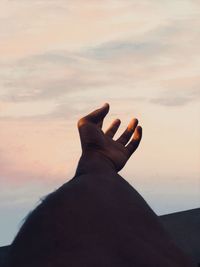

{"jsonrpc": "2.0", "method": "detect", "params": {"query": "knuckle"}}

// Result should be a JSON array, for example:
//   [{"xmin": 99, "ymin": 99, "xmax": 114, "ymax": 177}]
[{"xmin": 77, "ymin": 117, "xmax": 86, "ymax": 128}]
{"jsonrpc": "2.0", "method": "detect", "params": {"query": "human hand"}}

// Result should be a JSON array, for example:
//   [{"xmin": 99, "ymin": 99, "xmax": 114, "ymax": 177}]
[{"xmin": 77, "ymin": 103, "xmax": 142, "ymax": 172}]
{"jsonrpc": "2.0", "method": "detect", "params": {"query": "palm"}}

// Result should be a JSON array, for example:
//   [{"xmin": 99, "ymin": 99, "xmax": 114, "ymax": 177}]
[{"xmin": 78, "ymin": 104, "xmax": 142, "ymax": 172}]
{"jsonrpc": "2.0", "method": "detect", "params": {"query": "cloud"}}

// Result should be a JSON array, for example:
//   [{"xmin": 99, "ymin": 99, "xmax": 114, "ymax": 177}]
[
  {"xmin": 150, "ymin": 96, "xmax": 193, "ymax": 107},
  {"xmin": 1, "ymin": 0, "xmax": 200, "ymax": 108},
  {"xmin": 150, "ymin": 78, "xmax": 200, "ymax": 106},
  {"xmin": 0, "ymin": 50, "xmax": 109, "ymax": 103},
  {"xmin": 0, "ymin": 0, "xmax": 200, "ymax": 113},
  {"xmin": 84, "ymin": 41, "xmax": 158, "ymax": 60}
]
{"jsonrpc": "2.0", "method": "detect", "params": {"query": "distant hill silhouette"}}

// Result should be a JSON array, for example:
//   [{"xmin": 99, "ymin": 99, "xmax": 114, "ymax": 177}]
[
  {"xmin": 1, "ymin": 208, "xmax": 199, "ymax": 266},
  {"xmin": 160, "ymin": 208, "xmax": 200, "ymax": 266},
  {"xmin": 0, "ymin": 246, "xmax": 10, "ymax": 267}
]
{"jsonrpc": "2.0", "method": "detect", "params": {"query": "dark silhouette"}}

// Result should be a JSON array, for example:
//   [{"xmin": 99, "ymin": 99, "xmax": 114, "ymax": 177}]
[
  {"xmin": 7, "ymin": 104, "xmax": 195, "ymax": 266},
  {"xmin": 160, "ymin": 208, "xmax": 200, "ymax": 265}
]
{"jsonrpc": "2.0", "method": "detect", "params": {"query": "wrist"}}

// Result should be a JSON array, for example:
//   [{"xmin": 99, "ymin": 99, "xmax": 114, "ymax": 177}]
[{"xmin": 75, "ymin": 151, "xmax": 117, "ymax": 176}]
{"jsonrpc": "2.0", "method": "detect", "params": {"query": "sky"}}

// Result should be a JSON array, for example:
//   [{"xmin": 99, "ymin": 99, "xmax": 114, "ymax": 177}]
[{"xmin": 0, "ymin": 0, "xmax": 200, "ymax": 246}]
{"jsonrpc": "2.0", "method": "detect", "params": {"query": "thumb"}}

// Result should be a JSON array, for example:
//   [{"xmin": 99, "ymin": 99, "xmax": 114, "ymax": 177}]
[{"xmin": 83, "ymin": 103, "xmax": 110, "ymax": 124}]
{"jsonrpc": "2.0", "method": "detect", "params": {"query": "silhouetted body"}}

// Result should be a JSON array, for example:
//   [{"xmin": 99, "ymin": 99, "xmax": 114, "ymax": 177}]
[{"xmin": 7, "ymin": 104, "xmax": 195, "ymax": 267}]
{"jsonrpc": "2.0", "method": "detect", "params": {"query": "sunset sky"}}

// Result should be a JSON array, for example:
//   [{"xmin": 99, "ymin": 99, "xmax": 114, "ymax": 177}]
[{"xmin": 0, "ymin": 0, "xmax": 200, "ymax": 245}]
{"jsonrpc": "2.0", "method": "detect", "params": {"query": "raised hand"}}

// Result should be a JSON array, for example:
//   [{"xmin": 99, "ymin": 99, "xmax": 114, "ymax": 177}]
[{"xmin": 77, "ymin": 103, "xmax": 142, "ymax": 172}]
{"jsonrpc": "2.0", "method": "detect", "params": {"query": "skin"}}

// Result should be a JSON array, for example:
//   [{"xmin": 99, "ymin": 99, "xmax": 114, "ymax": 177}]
[
  {"xmin": 7, "ymin": 104, "xmax": 195, "ymax": 267},
  {"xmin": 76, "ymin": 103, "xmax": 142, "ymax": 173}
]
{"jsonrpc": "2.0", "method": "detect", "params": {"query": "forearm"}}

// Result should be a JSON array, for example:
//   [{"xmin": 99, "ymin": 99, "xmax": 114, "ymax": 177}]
[
  {"xmin": 74, "ymin": 155, "xmax": 195, "ymax": 267},
  {"xmin": 75, "ymin": 151, "xmax": 117, "ymax": 176}
]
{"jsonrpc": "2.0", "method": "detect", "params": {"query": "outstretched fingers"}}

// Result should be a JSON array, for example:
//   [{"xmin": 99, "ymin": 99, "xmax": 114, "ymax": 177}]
[
  {"xmin": 116, "ymin": 118, "xmax": 138, "ymax": 145},
  {"xmin": 105, "ymin": 119, "xmax": 121, "ymax": 138},
  {"xmin": 126, "ymin": 126, "xmax": 142, "ymax": 156}
]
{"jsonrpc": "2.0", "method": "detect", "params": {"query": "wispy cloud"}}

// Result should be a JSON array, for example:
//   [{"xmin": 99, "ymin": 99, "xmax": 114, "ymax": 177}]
[
  {"xmin": 0, "ymin": 2, "xmax": 200, "ymax": 240},
  {"xmin": 150, "ymin": 96, "xmax": 194, "ymax": 106},
  {"xmin": 1, "ymin": 0, "xmax": 200, "ymax": 111}
]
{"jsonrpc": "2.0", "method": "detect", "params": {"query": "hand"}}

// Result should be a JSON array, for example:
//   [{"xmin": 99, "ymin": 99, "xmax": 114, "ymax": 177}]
[{"xmin": 77, "ymin": 103, "xmax": 142, "ymax": 172}]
